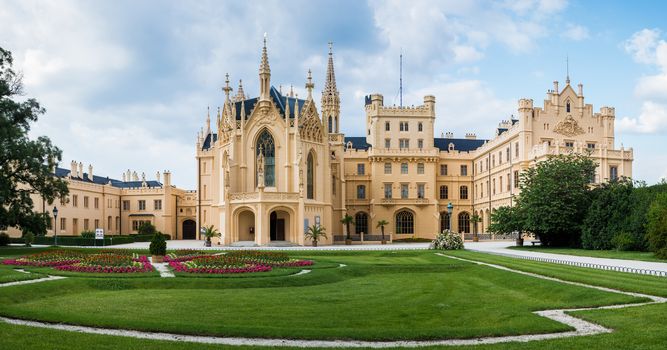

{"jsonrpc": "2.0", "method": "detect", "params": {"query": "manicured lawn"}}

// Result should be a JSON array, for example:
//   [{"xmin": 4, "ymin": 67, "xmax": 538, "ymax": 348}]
[
  {"xmin": 509, "ymin": 246, "xmax": 665, "ymax": 262},
  {"xmin": 0, "ymin": 250, "xmax": 642, "ymax": 341},
  {"xmin": 0, "ymin": 265, "xmax": 45, "ymax": 283}
]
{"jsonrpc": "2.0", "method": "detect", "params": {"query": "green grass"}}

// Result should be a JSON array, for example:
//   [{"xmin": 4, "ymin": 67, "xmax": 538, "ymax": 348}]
[
  {"xmin": 0, "ymin": 251, "xmax": 643, "ymax": 342},
  {"xmin": 0, "ymin": 265, "xmax": 45, "ymax": 283},
  {"xmin": 509, "ymin": 246, "xmax": 666, "ymax": 262}
]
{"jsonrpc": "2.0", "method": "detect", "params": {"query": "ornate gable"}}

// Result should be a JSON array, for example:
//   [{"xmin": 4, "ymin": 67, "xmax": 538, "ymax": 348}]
[{"xmin": 299, "ymin": 100, "xmax": 324, "ymax": 143}]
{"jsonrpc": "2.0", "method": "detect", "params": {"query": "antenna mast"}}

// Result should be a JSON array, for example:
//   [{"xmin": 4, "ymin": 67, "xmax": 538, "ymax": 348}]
[{"xmin": 399, "ymin": 49, "xmax": 403, "ymax": 107}]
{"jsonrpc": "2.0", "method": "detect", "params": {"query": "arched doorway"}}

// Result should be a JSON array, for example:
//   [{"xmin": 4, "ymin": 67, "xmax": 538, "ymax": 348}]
[
  {"xmin": 182, "ymin": 220, "xmax": 196, "ymax": 240},
  {"xmin": 237, "ymin": 210, "xmax": 255, "ymax": 241},
  {"xmin": 270, "ymin": 210, "xmax": 291, "ymax": 241}
]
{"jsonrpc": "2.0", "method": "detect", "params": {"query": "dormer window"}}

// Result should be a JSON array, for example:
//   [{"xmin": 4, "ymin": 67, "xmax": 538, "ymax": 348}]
[{"xmin": 448, "ymin": 143, "xmax": 455, "ymax": 151}]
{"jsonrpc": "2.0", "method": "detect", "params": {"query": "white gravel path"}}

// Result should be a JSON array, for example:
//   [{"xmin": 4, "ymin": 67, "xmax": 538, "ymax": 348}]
[
  {"xmin": 0, "ymin": 275, "xmax": 67, "ymax": 288},
  {"xmin": 1, "ymin": 252, "xmax": 664, "ymax": 347},
  {"xmin": 149, "ymin": 260, "xmax": 175, "ymax": 278}
]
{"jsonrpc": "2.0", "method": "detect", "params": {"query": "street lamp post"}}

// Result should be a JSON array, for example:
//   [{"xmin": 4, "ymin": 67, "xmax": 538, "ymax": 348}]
[
  {"xmin": 52, "ymin": 206, "xmax": 59, "ymax": 246},
  {"xmin": 447, "ymin": 202, "xmax": 453, "ymax": 232}
]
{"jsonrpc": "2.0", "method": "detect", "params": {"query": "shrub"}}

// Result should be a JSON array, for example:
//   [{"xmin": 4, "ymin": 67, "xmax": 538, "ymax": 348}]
[
  {"xmin": 611, "ymin": 232, "xmax": 636, "ymax": 251},
  {"xmin": 80, "ymin": 230, "xmax": 95, "ymax": 239},
  {"xmin": 647, "ymin": 193, "xmax": 667, "ymax": 259},
  {"xmin": 23, "ymin": 232, "xmax": 35, "ymax": 247},
  {"xmin": 138, "ymin": 222, "xmax": 158, "ymax": 236},
  {"xmin": 582, "ymin": 179, "xmax": 634, "ymax": 250},
  {"xmin": 430, "ymin": 230, "xmax": 464, "ymax": 250},
  {"xmin": 0, "ymin": 232, "xmax": 9, "ymax": 246},
  {"xmin": 149, "ymin": 232, "xmax": 167, "ymax": 256}
]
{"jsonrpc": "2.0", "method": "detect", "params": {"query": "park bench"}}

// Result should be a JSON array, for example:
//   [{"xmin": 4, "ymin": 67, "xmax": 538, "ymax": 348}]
[{"xmin": 530, "ymin": 240, "xmax": 541, "ymax": 246}]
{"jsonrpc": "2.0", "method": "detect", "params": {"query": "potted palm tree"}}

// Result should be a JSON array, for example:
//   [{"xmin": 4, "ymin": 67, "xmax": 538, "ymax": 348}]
[
  {"xmin": 305, "ymin": 224, "xmax": 327, "ymax": 247},
  {"xmin": 376, "ymin": 220, "xmax": 389, "ymax": 244},
  {"xmin": 470, "ymin": 214, "xmax": 481, "ymax": 242},
  {"xmin": 340, "ymin": 214, "xmax": 354, "ymax": 245},
  {"xmin": 202, "ymin": 225, "xmax": 220, "ymax": 247}
]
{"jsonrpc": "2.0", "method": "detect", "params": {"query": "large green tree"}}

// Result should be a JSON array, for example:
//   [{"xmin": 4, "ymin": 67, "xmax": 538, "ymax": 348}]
[
  {"xmin": 647, "ymin": 193, "xmax": 667, "ymax": 259},
  {"xmin": 0, "ymin": 47, "xmax": 68, "ymax": 235},
  {"xmin": 488, "ymin": 205, "xmax": 524, "ymax": 237},
  {"xmin": 516, "ymin": 153, "xmax": 595, "ymax": 247},
  {"xmin": 581, "ymin": 178, "xmax": 636, "ymax": 250}
]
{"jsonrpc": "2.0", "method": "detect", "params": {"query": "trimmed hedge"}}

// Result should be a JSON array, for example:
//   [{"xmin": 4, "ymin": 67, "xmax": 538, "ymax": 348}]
[{"xmin": 7, "ymin": 234, "xmax": 170, "ymax": 246}]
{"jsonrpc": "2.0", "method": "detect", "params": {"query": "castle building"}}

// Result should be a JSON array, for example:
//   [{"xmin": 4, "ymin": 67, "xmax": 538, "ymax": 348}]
[
  {"xmin": 196, "ymin": 38, "xmax": 633, "ymax": 246},
  {"xmin": 6, "ymin": 39, "xmax": 633, "ymax": 244}
]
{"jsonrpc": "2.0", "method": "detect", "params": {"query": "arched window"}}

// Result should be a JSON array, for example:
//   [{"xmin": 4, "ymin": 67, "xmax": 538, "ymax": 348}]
[
  {"xmin": 385, "ymin": 121, "xmax": 390, "ymax": 131},
  {"xmin": 396, "ymin": 210, "xmax": 414, "ymax": 234},
  {"xmin": 458, "ymin": 212, "xmax": 470, "ymax": 233},
  {"xmin": 335, "ymin": 117, "xmax": 338, "ymax": 133},
  {"xmin": 307, "ymin": 152, "xmax": 315, "ymax": 199},
  {"xmin": 439, "ymin": 185, "xmax": 448, "ymax": 199},
  {"xmin": 566, "ymin": 101, "xmax": 571, "ymax": 113},
  {"xmin": 460, "ymin": 185, "xmax": 468, "ymax": 199},
  {"xmin": 355, "ymin": 212, "xmax": 368, "ymax": 235},
  {"xmin": 418, "ymin": 122, "xmax": 423, "ymax": 132},
  {"xmin": 328, "ymin": 116, "xmax": 333, "ymax": 133},
  {"xmin": 256, "ymin": 130, "xmax": 275, "ymax": 187},
  {"xmin": 440, "ymin": 212, "xmax": 450, "ymax": 232}
]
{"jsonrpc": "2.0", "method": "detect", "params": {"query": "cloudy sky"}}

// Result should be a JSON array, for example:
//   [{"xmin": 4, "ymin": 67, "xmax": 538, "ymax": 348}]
[{"xmin": 2, "ymin": 0, "xmax": 666, "ymax": 188}]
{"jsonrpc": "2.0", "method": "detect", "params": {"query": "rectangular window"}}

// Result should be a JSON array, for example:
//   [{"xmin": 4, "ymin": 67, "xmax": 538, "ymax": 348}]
[
  {"xmin": 506, "ymin": 148, "xmax": 510, "ymax": 162},
  {"xmin": 565, "ymin": 141, "xmax": 574, "ymax": 148},
  {"xmin": 138, "ymin": 200, "xmax": 146, "ymax": 211},
  {"xmin": 417, "ymin": 184, "xmax": 425, "ymax": 199},
  {"xmin": 460, "ymin": 165, "xmax": 468, "ymax": 176},
  {"xmin": 132, "ymin": 220, "xmax": 150, "ymax": 231},
  {"xmin": 357, "ymin": 185, "xmax": 366, "ymax": 199},
  {"xmin": 94, "ymin": 219, "xmax": 99, "ymax": 230},
  {"xmin": 385, "ymin": 138, "xmax": 391, "ymax": 148},
  {"xmin": 610, "ymin": 166, "xmax": 618, "ymax": 181},
  {"xmin": 460, "ymin": 186, "xmax": 468, "ymax": 200},
  {"xmin": 515, "ymin": 143, "xmax": 519, "ymax": 158},
  {"xmin": 507, "ymin": 174, "xmax": 511, "ymax": 191},
  {"xmin": 385, "ymin": 121, "xmax": 390, "ymax": 131},
  {"xmin": 498, "ymin": 151, "xmax": 502, "ymax": 165},
  {"xmin": 94, "ymin": 197, "xmax": 99, "ymax": 209},
  {"xmin": 384, "ymin": 163, "xmax": 392, "ymax": 174},
  {"xmin": 499, "ymin": 177, "xmax": 503, "ymax": 193},
  {"xmin": 514, "ymin": 170, "xmax": 520, "ymax": 188},
  {"xmin": 73, "ymin": 218, "xmax": 78, "ymax": 233},
  {"xmin": 440, "ymin": 164, "xmax": 448, "ymax": 176},
  {"xmin": 493, "ymin": 178, "xmax": 496, "ymax": 195},
  {"xmin": 417, "ymin": 163, "xmax": 424, "ymax": 174},
  {"xmin": 418, "ymin": 139, "xmax": 423, "ymax": 149},
  {"xmin": 401, "ymin": 163, "xmax": 408, "ymax": 174},
  {"xmin": 492, "ymin": 155, "xmax": 495, "ymax": 167},
  {"xmin": 399, "ymin": 139, "xmax": 409, "ymax": 149},
  {"xmin": 384, "ymin": 184, "xmax": 392, "ymax": 199},
  {"xmin": 122, "ymin": 200, "xmax": 130, "ymax": 211},
  {"xmin": 357, "ymin": 164, "xmax": 365, "ymax": 175},
  {"xmin": 60, "ymin": 218, "xmax": 66, "ymax": 231},
  {"xmin": 73, "ymin": 195, "xmax": 78, "ymax": 207},
  {"xmin": 401, "ymin": 184, "xmax": 409, "ymax": 199},
  {"xmin": 587, "ymin": 143, "xmax": 596, "ymax": 150},
  {"xmin": 154, "ymin": 200, "xmax": 162, "ymax": 210},
  {"xmin": 439, "ymin": 185, "xmax": 448, "ymax": 199},
  {"xmin": 84, "ymin": 219, "xmax": 89, "ymax": 231},
  {"xmin": 83, "ymin": 196, "xmax": 89, "ymax": 208}
]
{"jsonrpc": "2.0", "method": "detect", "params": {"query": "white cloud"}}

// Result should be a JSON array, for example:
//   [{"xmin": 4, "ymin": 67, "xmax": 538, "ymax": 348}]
[
  {"xmin": 618, "ymin": 101, "xmax": 667, "ymax": 133},
  {"xmin": 562, "ymin": 23, "xmax": 590, "ymax": 41},
  {"xmin": 623, "ymin": 28, "xmax": 661, "ymax": 64}
]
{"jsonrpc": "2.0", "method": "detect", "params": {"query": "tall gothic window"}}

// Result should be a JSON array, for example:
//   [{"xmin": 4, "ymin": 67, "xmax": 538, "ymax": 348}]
[
  {"xmin": 396, "ymin": 210, "xmax": 414, "ymax": 234},
  {"xmin": 307, "ymin": 152, "xmax": 315, "ymax": 199},
  {"xmin": 566, "ymin": 101, "xmax": 571, "ymax": 113},
  {"xmin": 458, "ymin": 212, "xmax": 470, "ymax": 233},
  {"xmin": 328, "ymin": 116, "xmax": 333, "ymax": 133},
  {"xmin": 256, "ymin": 130, "xmax": 275, "ymax": 187},
  {"xmin": 355, "ymin": 212, "xmax": 368, "ymax": 235}
]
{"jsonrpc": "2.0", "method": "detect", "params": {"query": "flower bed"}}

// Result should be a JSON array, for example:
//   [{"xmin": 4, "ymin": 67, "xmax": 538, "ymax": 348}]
[
  {"xmin": 2, "ymin": 250, "xmax": 153, "ymax": 274},
  {"xmin": 164, "ymin": 250, "xmax": 209, "ymax": 262},
  {"xmin": 168, "ymin": 251, "xmax": 313, "ymax": 275},
  {"xmin": 225, "ymin": 251, "xmax": 314, "ymax": 267}
]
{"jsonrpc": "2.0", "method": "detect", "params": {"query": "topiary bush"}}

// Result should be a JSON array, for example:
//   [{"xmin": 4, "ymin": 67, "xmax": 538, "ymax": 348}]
[
  {"xmin": 430, "ymin": 230, "xmax": 464, "ymax": 250},
  {"xmin": 23, "ymin": 232, "xmax": 35, "ymax": 247},
  {"xmin": 647, "ymin": 193, "xmax": 667, "ymax": 259},
  {"xmin": 149, "ymin": 232, "xmax": 167, "ymax": 256},
  {"xmin": 80, "ymin": 230, "xmax": 95, "ymax": 239},
  {"xmin": 0, "ymin": 232, "xmax": 9, "ymax": 246}
]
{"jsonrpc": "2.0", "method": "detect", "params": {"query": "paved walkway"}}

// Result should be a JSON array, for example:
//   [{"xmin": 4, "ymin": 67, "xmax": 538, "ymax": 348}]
[
  {"xmin": 102, "ymin": 240, "xmax": 434, "ymax": 251},
  {"xmin": 465, "ymin": 241, "xmax": 667, "ymax": 275}
]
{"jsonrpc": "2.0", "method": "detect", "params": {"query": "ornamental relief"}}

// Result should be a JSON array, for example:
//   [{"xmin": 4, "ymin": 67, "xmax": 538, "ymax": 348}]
[
  {"xmin": 298, "ymin": 101, "xmax": 324, "ymax": 143},
  {"xmin": 553, "ymin": 115, "xmax": 585, "ymax": 137}
]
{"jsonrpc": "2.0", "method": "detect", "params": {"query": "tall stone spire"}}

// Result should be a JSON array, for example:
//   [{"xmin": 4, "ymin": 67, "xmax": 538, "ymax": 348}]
[
  {"xmin": 259, "ymin": 33, "xmax": 271, "ymax": 101},
  {"xmin": 321, "ymin": 42, "xmax": 341, "ymax": 133},
  {"xmin": 222, "ymin": 73, "xmax": 232, "ymax": 101},
  {"xmin": 305, "ymin": 69, "xmax": 314, "ymax": 100}
]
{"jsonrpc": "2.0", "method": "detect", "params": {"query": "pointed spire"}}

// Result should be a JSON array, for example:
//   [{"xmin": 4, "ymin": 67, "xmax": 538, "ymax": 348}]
[
  {"xmin": 323, "ymin": 41, "xmax": 337, "ymax": 94},
  {"xmin": 305, "ymin": 69, "xmax": 314, "ymax": 100},
  {"xmin": 235, "ymin": 79, "xmax": 246, "ymax": 102},
  {"xmin": 216, "ymin": 106, "xmax": 221, "ymax": 129},
  {"xmin": 222, "ymin": 73, "xmax": 232, "ymax": 100},
  {"xmin": 285, "ymin": 95, "xmax": 290, "ymax": 119},
  {"xmin": 289, "ymin": 85, "xmax": 294, "ymax": 97},
  {"xmin": 294, "ymin": 93, "xmax": 300, "ymax": 119},
  {"xmin": 321, "ymin": 41, "xmax": 341, "ymax": 134},
  {"xmin": 259, "ymin": 33, "xmax": 271, "ymax": 101},
  {"xmin": 566, "ymin": 55, "xmax": 570, "ymax": 85},
  {"xmin": 206, "ymin": 106, "xmax": 211, "ymax": 134}
]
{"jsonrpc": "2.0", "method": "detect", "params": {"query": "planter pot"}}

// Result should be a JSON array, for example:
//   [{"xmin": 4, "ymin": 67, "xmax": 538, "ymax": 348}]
[
  {"xmin": 345, "ymin": 239, "xmax": 352, "ymax": 245},
  {"xmin": 312, "ymin": 241, "xmax": 318, "ymax": 247},
  {"xmin": 516, "ymin": 238, "xmax": 524, "ymax": 247},
  {"xmin": 204, "ymin": 240, "xmax": 212, "ymax": 247},
  {"xmin": 473, "ymin": 236, "xmax": 479, "ymax": 242},
  {"xmin": 152, "ymin": 255, "xmax": 164, "ymax": 263},
  {"xmin": 381, "ymin": 240, "xmax": 387, "ymax": 245}
]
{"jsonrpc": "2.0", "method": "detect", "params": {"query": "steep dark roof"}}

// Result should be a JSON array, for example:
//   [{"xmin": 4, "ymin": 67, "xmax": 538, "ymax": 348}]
[
  {"xmin": 232, "ymin": 86, "xmax": 306, "ymax": 121},
  {"xmin": 344, "ymin": 137, "xmax": 371, "ymax": 150},
  {"xmin": 434, "ymin": 138, "xmax": 486, "ymax": 152},
  {"xmin": 497, "ymin": 128, "xmax": 508, "ymax": 135},
  {"xmin": 202, "ymin": 133, "xmax": 218, "ymax": 150},
  {"xmin": 54, "ymin": 167, "xmax": 162, "ymax": 188}
]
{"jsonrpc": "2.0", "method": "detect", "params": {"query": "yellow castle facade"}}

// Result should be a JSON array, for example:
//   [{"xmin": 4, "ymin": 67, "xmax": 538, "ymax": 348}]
[{"xmin": 7, "ymin": 39, "xmax": 633, "ymax": 245}]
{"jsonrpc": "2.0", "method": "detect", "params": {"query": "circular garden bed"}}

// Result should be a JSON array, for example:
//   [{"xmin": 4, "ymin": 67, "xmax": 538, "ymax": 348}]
[
  {"xmin": 168, "ymin": 250, "xmax": 313, "ymax": 275},
  {"xmin": 2, "ymin": 250, "xmax": 153, "ymax": 274}
]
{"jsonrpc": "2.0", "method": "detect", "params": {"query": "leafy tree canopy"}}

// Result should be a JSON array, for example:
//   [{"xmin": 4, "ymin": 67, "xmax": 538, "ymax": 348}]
[{"xmin": 0, "ymin": 47, "xmax": 68, "ymax": 235}]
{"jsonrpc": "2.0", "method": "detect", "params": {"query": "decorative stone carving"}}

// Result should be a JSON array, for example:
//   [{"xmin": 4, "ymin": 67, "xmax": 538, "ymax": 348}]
[{"xmin": 554, "ymin": 115, "xmax": 585, "ymax": 137}]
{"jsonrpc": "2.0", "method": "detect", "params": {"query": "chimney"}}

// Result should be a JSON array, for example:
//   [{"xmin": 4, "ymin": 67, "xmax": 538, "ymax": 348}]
[
  {"xmin": 77, "ymin": 162, "xmax": 83, "ymax": 178},
  {"xmin": 163, "ymin": 170, "xmax": 172, "ymax": 187},
  {"xmin": 445, "ymin": 132, "xmax": 454, "ymax": 138},
  {"xmin": 122, "ymin": 173, "xmax": 126, "ymax": 182},
  {"xmin": 88, "ymin": 164, "xmax": 93, "ymax": 181},
  {"xmin": 465, "ymin": 133, "xmax": 477, "ymax": 140},
  {"xmin": 553, "ymin": 80, "xmax": 559, "ymax": 93},
  {"xmin": 70, "ymin": 160, "xmax": 76, "ymax": 178},
  {"xmin": 126, "ymin": 169, "xmax": 131, "ymax": 182},
  {"xmin": 156, "ymin": 171, "xmax": 161, "ymax": 183}
]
